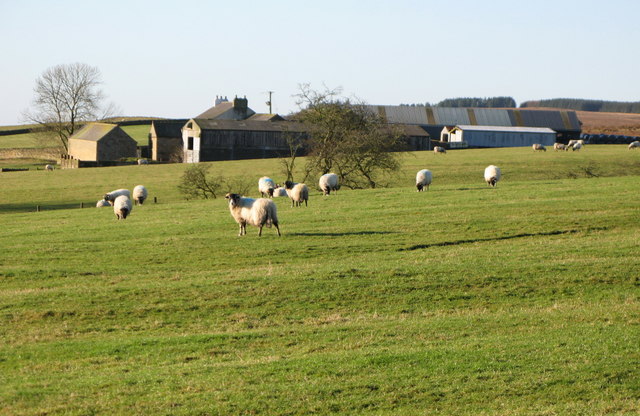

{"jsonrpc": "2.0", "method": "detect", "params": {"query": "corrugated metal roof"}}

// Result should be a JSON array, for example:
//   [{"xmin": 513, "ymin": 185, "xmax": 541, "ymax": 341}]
[
  {"xmin": 69, "ymin": 123, "xmax": 117, "ymax": 141},
  {"xmin": 473, "ymin": 108, "xmax": 512, "ymax": 126},
  {"xmin": 455, "ymin": 125, "xmax": 556, "ymax": 134}
]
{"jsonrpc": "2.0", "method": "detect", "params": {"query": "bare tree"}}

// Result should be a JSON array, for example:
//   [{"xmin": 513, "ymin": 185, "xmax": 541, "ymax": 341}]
[
  {"xmin": 292, "ymin": 83, "xmax": 404, "ymax": 188},
  {"xmin": 22, "ymin": 63, "xmax": 118, "ymax": 152}
]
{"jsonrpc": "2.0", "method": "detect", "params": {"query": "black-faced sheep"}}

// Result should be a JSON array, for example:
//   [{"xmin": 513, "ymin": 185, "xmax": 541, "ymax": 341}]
[
  {"xmin": 532, "ymin": 143, "xmax": 546, "ymax": 152},
  {"xmin": 103, "ymin": 189, "xmax": 131, "ymax": 206},
  {"xmin": 113, "ymin": 195, "xmax": 133, "ymax": 220},
  {"xmin": 416, "ymin": 169, "xmax": 432, "ymax": 192},
  {"xmin": 319, "ymin": 173, "xmax": 339, "ymax": 196},
  {"xmin": 258, "ymin": 176, "xmax": 276, "ymax": 198},
  {"xmin": 284, "ymin": 181, "xmax": 309, "ymax": 207},
  {"xmin": 484, "ymin": 165, "xmax": 501, "ymax": 187},
  {"xmin": 434, "ymin": 146, "xmax": 447, "ymax": 154},
  {"xmin": 133, "ymin": 185, "xmax": 148, "ymax": 205},
  {"xmin": 225, "ymin": 193, "xmax": 281, "ymax": 237}
]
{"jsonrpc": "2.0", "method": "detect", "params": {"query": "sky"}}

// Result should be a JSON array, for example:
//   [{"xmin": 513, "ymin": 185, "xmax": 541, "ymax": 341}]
[{"xmin": 1, "ymin": 0, "xmax": 639, "ymax": 125}]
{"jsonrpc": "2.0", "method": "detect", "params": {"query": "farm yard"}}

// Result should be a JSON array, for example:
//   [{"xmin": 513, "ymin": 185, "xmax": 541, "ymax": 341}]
[{"xmin": 1, "ymin": 146, "xmax": 639, "ymax": 415}]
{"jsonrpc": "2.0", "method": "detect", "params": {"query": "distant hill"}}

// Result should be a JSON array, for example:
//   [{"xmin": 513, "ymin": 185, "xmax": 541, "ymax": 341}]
[
  {"xmin": 521, "ymin": 99, "xmax": 640, "ymax": 114},
  {"xmin": 577, "ymin": 110, "xmax": 640, "ymax": 136}
]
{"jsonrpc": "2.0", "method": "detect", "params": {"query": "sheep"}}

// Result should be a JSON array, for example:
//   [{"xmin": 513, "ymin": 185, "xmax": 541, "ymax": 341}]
[
  {"xmin": 415, "ymin": 169, "xmax": 432, "ymax": 192},
  {"xmin": 113, "ymin": 195, "xmax": 133, "ymax": 220},
  {"xmin": 628, "ymin": 141, "xmax": 640, "ymax": 150},
  {"xmin": 272, "ymin": 186, "xmax": 288, "ymax": 197},
  {"xmin": 532, "ymin": 143, "xmax": 546, "ymax": 152},
  {"xmin": 553, "ymin": 143, "xmax": 567, "ymax": 151},
  {"xmin": 225, "ymin": 193, "xmax": 281, "ymax": 237},
  {"xmin": 567, "ymin": 139, "xmax": 578, "ymax": 147},
  {"xmin": 45, "ymin": 164, "xmax": 54, "ymax": 171},
  {"xmin": 577, "ymin": 139, "xmax": 585, "ymax": 145},
  {"xmin": 96, "ymin": 199, "xmax": 110, "ymax": 208},
  {"xmin": 103, "ymin": 189, "xmax": 131, "ymax": 206},
  {"xmin": 434, "ymin": 146, "xmax": 447, "ymax": 154},
  {"xmin": 132, "ymin": 185, "xmax": 148, "ymax": 205},
  {"xmin": 284, "ymin": 180, "xmax": 309, "ymax": 207},
  {"xmin": 319, "ymin": 173, "xmax": 339, "ymax": 195},
  {"xmin": 258, "ymin": 176, "xmax": 276, "ymax": 198},
  {"xmin": 137, "ymin": 159, "xmax": 149, "ymax": 165},
  {"xmin": 484, "ymin": 165, "xmax": 501, "ymax": 188},
  {"xmin": 572, "ymin": 142, "xmax": 583, "ymax": 151}
]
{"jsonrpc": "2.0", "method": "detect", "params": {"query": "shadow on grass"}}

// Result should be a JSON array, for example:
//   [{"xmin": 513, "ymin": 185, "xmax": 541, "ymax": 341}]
[
  {"xmin": 290, "ymin": 231, "xmax": 397, "ymax": 237},
  {"xmin": 400, "ymin": 227, "xmax": 609, "ymax": 251}
]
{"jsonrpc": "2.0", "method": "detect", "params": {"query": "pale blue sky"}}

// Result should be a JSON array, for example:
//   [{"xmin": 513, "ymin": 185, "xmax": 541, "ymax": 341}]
[{"xmin": 1, "ymin": 0, "xmax": 638, "ymax": 125}]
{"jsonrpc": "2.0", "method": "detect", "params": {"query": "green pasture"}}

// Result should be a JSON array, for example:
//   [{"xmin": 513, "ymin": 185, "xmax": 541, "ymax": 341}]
[{"xmin": 0, "ymin": 146, "xmax": 639, "ymax": 415}]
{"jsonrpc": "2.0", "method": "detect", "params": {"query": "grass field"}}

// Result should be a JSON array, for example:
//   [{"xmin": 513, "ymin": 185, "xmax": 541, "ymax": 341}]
[{"xmin": 1, "ymin": 146, "xmax": 639, "ymax": 415}]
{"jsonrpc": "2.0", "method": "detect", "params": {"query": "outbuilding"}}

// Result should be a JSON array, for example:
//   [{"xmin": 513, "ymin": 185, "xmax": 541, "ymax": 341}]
[
  {"xmin": 67, "ymin": 122, "xmax": 137, "ymax": 161},
  {"xmin": 447, "ymin": 125, "xmax": 557, "ymax": 148}
]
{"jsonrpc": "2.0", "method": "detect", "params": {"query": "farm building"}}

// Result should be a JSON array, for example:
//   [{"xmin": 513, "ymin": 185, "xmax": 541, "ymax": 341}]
[
  {"xmin": 150, "ymin": 119, "xmax": 188, "ymax": 162},
  {"xmin": 67, "ymin": 122, "xmax": 137, "ymax": 162},
  {"xmin": 447, "ymin": 125, "xmax": 557, "ymax": 148},
  {"xmin": 196, "ymin": 96, "xmax": 255, "ymax": 120},
  {"xmin": 366, "ymin": 106, "xmax": 582, "ymax": 145}
]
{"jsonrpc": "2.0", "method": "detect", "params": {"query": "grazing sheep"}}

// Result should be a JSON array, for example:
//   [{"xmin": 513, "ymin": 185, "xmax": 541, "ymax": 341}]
[
  {"xmin": 319, "ymin": 173, "xmax": 339, "ymax": 195},
  {"xmin": 272, "ymin": 186, "xmax": 288, "ymax": 197},
  {"xmin": 132, "ymin": 185, "xmax": 148, "ymax": 205},
  {"xmin": 103, "ymin": 189, "xmax": 131, "ymax": 206},
  {"xmin": 553, "ymin": 143, "xmax": 567, "ymax": 151},
  {"xmin": 577, "ymin": 139, "xmax": 585, "ymax": 145},
  {"xmin": 45, "ymin": 164, "xmax": 54, "ymax": 171},
  {"xmin": 225, "ymin": 193, "xmax": 281, "ymax": 237},
  {"xmin": 113, "ymin": 195, "xmax": 133, "ymax": 220},
  {"xmin": 484, "ymin": 165, "xmax": 501, "ymax": 188},
  {"xmin": 434, "ymin": 146, "xmax": 447, "ymax": 154},
  {"xmin": 284, "ymin": 181, "xmax": 309, "ymax": 207},
  {"xmin": 572, "ymin": 142, "xmax": 583, "ymax": 151},
  {"xmin": 415, "ymin": 169, "xmax": 432, "ymax": 192},
  {"xmin": 137, "ymin": 159, "xmax": 149, "ymax": 165},
  {"xmin": 258, "ymin": 176, "xmax": 276, "ymax": 198},
  {"xmin": 628, "ymin": 141, "xmax": 640, "ymax": 150},
  {"xmin": 567, "ymin": 139, "xmax": 578, "ymax": 147},
  {"xmin": 532, "ymin": 143, "xmax": 546, "ymax": 152},
  {"xmin": 96, "ymin": 199, "xmax": 110, "ymax": 208}
]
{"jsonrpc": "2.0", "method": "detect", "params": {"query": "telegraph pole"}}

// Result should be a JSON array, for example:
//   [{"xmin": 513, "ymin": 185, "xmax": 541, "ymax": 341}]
[{"xmin": 266, "ymin": 91, "xmax": 274, "ymax": 114}]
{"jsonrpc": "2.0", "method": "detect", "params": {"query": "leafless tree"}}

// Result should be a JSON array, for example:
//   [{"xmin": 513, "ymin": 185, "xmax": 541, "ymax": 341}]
[{"xmin": 22, "ymin": 63, "xmax": 119, "ymax": 152}]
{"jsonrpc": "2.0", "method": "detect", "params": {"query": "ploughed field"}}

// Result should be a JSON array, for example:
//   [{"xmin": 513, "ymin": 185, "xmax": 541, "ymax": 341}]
[{"xmin": 1, "ymin": 146, "xmax": 639, "ymax": 415}]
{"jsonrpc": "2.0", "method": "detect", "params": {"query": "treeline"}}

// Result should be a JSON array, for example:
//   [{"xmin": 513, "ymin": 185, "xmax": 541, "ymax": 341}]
[
  {"xmin": 400, "ymin": 97, "xmax": 516, "ymax": 108},
  {"xmin": 520, "ymin": 99, "xmax": 640, "ymax": 113}
]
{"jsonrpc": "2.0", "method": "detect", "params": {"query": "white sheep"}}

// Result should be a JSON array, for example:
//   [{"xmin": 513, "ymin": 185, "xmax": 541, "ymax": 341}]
[
  {"xmin": 628, "ymin": 141, "xmax": 640, "ymax": 150},
  {"xmin": 137, "ymin": 159, "xmax": 149, "ymax": 165},
  {"xmin": 567, "ymin": 139, "xmax": 578, "ymax": 147},
  {"xmin": 319, "ymin": 173, "xmax": 339, "ymax": 195},
  {"xmin": 284, "ymin": 181, "xmax": 309, "ymax": 207},
  {"xmin": 532, "ymin": 143, "xmax": 546, "ymax": 152},
  {"xmin": 45, "ymin": 164, "xmax": 54, "ymax": 171},
  {"xmin": 415, "ymin": 169, "xmax": 432, "ymax": 192},
  {"xmin": 96, "ymin": 199, "xmax": 110, "ymax": 208},
  {"xmin": 132, "ymin": 185, "xmax": 148, "ymax": 205},
  {"xmin": 484, "ymin": 165, "xmax": 501, "ymax": 188},
  {"xmin": 572, "ymin": 142, "xmax": 583, "ymax": 151},
  {"xmin": 434, "ymin": 146, "xmax": 447, "ymax": 154},
  {"xmin": 272, "ymin": 187, "xmax": 288, "ymax": 197},
  {"xmin": 225, "ymin": 193, "xmax": 281, "ymax": 237},
  {"xmin": 553, "ymin": 143, "xmax": 567, "ymax": 151},
  {"xmin": 103, "ymin": 189, "xmax": 131, "ymax": 206},
  {"xmin": 113, "ymin": 195, "xmax": 133, "ymax": 220},
  {"xmin": 258, "ymin": 176, "xmax": 276, "ymax": 198}
]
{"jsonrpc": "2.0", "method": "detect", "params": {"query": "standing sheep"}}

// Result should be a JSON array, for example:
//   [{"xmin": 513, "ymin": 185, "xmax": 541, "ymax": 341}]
[
  {"xmin": 628, "ymin": 141, "xmax": 640, "ymax": 150},
  {"xmin": 553, "ymin": 143, "xmax": 567, "ymax": 151},
  {"xmin": 45, "ymin": 164, "xmax": 54, "ymax": 171},
  {"xmin": 225, "ymin": 193, "xmax": 281, "ymax": 237},
  {"xmin": 132, "ymin": 185, "xmax": 148, "ymax": 205},
  {"xmin": 567, "ymin": 139, "xmax": 578, "ymax": 147},
  {"xmin": 113, "ymin": 195, "xmax": 133, "ymax": 220},
  {"xmin": 103, "ymin": 189, "xmax": 131, "ymax": 206},
  {"xmin": 484, "ymin": 165, "xmax": 501, "ymax": 188},
  {"xmin": 532, "ymin": 143, "xmax": 546, "ymax": 152},
  {"xmin": 258, "ymin": 176, "xmax": 276, "ymax": 198},
  {"xmin": 137, "ymin": 159, "xmax": 149, "ymax": 165},
  {"xmin": 434, "ymin": 146, "xmax": 447, "ymax": 154},
  {"xmin": 572, "ymin": 142, "xmax": 583, "ymax": 151},
  {"xmin": 415, "ymin": 169, "xmax": 432, "ymax": 192},
  {"xmin": 319, "ymin": 173, "xmax": 339, "ymax": 196},
  {"xmin": 284, "ymin": 181, "xmax": 309, "ymax": 207}
]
